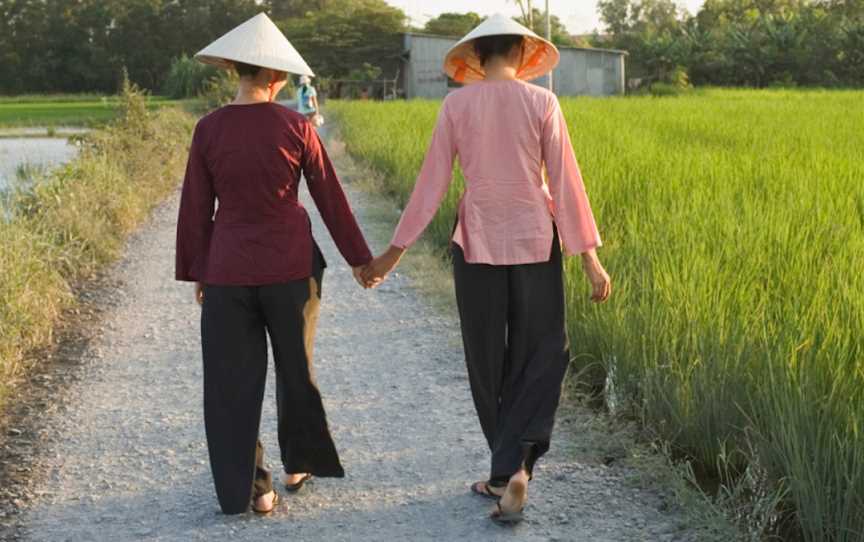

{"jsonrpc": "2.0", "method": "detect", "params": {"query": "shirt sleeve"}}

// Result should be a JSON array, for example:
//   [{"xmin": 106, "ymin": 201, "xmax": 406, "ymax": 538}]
[
  {"xmin": 175, "ymin": 122, "xmax": 215, "ymax": 282},
  {"xmin": 390, "ymin": 99, "xmax": 457, "ymax": 250},
  {"xmin": 302, "ymin": 121, "xmax": 373, "ymax": 267},
  {"xmin": 541, "ymin": 95, "xmax": 602, "ymax": 255}
]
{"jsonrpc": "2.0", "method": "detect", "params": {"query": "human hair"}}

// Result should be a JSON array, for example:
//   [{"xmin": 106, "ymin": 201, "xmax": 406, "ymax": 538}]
[
  {"xmin": 473, "ymin": 34, "xmax": 525, "ymax": 66},
  {"xmin": 234, "ymin": 61, "xmax": 263, "ymax": 78}
]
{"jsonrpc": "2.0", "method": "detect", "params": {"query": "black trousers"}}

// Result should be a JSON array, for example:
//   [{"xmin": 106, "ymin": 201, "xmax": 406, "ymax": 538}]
[
  {"xmin": 452, "ymin": 229, "xmax": 570, "ymax": 485},
  {"xmin": 200, "ymin": 263, "xmax": 344, "ymax": 515}
]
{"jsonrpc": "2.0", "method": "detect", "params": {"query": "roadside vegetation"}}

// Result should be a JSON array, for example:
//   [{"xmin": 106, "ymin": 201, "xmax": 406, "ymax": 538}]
[
  {"xmin": 0, "ymin": 81, "xmax": 194, "ymax": 405},
  {"xmin": 329, "ymin": 89, "xmax": 864, "ymax": 542}
]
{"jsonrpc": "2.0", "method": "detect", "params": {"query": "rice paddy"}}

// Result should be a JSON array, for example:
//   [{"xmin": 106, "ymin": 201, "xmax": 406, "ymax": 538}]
[
  {"xmin": 0, "ymin": 94, "xmax": 192, "ymax": 127},
  {"xmin": 328, "ymin": 88, "xmax": 864, "ymax": 541}
]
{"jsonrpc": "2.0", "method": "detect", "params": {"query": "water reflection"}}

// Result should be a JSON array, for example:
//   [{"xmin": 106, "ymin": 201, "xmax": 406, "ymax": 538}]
[{"xmin": 0, "ymin": 138, "xmax": 79, "ymax": 191}]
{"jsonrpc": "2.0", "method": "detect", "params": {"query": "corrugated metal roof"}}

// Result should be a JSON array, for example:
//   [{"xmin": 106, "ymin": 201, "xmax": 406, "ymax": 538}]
[{"xmin": 402, "ymin": 32, "xmax": 628, "ymax": 56}]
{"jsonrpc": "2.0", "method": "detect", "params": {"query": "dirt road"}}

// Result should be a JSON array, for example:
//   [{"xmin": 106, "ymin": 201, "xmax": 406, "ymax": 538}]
[{"xmin": 1, "ymin": 135, "xmax": 699, "ymax": 541}]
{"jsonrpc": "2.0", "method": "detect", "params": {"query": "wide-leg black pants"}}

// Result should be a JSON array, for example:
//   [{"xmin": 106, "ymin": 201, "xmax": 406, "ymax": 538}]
[
  {"xmin": 200, "ymin": 263, "xmax": 344, "ymax": 514},
  {"xmin": 452, "ymin": 229, "xmax": 570, "ymax": 485}
]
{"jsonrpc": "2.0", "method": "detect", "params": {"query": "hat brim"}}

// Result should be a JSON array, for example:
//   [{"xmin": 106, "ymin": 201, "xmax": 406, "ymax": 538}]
[
  {"xmin": 195, "ymin": 54, "xmax": 315, "ymax": 77},
  {"xmin": 193, "ymin": 13, "xmax": 315, "ymax": 77},
  {"xmin": 444, "ymin": 34, "xmax": 559, "ymax": 84}
]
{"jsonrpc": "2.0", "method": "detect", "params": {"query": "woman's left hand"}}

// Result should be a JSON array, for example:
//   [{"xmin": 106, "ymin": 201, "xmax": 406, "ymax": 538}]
[
  {"xmin": 352, "ymin": 266, "xmax": 380, "ymax": 289},
  {"xmin": 362, "ymin": 246, "xmax": 405, "ymax": 288},
  {"xmin": 581, "ymin": 253, "xmax": 611, "ymax": 303}
]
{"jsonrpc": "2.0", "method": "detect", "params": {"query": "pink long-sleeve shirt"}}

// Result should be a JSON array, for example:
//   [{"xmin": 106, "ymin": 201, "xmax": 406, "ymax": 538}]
[{"xmin": 391, "ymin": 79, "xmax": 601, "ymax": 265}]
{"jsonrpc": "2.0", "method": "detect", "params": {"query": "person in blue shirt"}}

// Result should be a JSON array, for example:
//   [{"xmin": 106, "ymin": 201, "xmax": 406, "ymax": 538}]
[{"xmin": 297, "ymin": 75, "xmax": 319, "ymax": 121}]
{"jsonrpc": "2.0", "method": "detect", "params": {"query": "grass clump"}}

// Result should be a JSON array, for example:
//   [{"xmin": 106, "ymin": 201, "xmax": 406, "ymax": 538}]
[{"xmin": 0, "ymin": 79, "xmax": 194, "ymax": 404}]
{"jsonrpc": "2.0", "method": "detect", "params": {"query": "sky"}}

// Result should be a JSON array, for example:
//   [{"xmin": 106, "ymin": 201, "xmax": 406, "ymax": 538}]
[{"xmin": 384, "ymin": 0, "xmax": 706, "ymax": 34}]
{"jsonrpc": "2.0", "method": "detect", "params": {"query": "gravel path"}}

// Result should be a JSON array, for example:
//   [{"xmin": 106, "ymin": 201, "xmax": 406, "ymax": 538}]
[{"xmin": 3, "ymin": 139, "xmax": 699, "ymax": 541}]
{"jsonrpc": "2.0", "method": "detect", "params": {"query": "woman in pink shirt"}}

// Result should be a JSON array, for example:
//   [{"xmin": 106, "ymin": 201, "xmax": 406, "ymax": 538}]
[{"xmin": 363, "ymin": 15, "xmax": 611, "ymax": 524}]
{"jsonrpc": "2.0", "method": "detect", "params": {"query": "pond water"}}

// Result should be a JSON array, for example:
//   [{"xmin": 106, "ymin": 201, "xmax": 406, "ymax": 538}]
[{"xmin": 0, "ymin": 137, "xmax": 79, "ymax": 191}]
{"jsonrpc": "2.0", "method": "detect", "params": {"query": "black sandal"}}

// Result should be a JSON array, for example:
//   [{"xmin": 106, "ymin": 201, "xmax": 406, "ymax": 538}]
[
  {"xmin": 490, "ymin": 501, "xmax": 524, "ymax": 525},
  {"xmin": 252, "ymin": 491, "xmax": 279, "ymax": 514},
  {"xmin": 283, "ymin": 473, "xmax": 312, "ymax": 492},
  {"xmin": 470, "ymin": 481, "xmax": 504, "ymax": 500}
]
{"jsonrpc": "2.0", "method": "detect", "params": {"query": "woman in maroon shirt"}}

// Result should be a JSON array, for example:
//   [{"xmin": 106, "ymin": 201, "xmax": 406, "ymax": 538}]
[{"xmin": 175, "ymin": 14, "xmax": 372, "ymax": 515}]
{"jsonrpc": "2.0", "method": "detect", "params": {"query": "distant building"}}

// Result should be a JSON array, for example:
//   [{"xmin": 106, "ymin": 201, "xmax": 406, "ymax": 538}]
[{"xmin": 399, "ymin": 32, "xmax": 627, "ymax": 99}]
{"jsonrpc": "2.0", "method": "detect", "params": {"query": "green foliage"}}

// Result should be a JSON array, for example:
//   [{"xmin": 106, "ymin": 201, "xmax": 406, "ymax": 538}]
[
  {"xmin": 277, "ymin": 0, "xmax": 407, "ymax": 79},
  {"xmin": 647, "ymin": 65, "xmax": 694, "ymax": 94},
  {"xmin": 163, "ymin": 55, "xmax": 217, "ymax": 99},
  {"xmin": 329, "ymin": 89, "xmax": 864, "ymax": 541},
  {"xmin": 0, "ymin": 95, "xmax": 185, "ymax": 128},
  {"xmin": 0, "ymin": 82, "xmax": 193, "ymax": 405},
  {"xmin": 346, "ymin": 62, "xmax": 383, "ymax": 82},
  {"xmin": 669, "ymin": 65, "xmax": 692, "ymax": 89},
  {"xmin": 0, "ymin": 0, "xmax": 260, "ymax": 93},
  {"xmin": 598, "ymin": 0, "xmax": 864, "ymax": 87},
  {"xmin": 516, "ymin": 8, "xmax": 577, "ymax": 46},
  {"xmin": 423, "ymin": 12, "xmax": 485, "ymax": 36},
  {"xmin": 418, "ymin": 6, "xmax": 579, "ymax": 46},
  {"xmin": 647, "ymin": 81, "xmax": 683, "ymax": 95},
  {"xmin": 199, "ymin": 69, "xmax": 239, "ymax": 109}
]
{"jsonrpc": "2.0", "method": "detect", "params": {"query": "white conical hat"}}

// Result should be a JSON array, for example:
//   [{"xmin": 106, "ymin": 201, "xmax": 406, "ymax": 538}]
[
  {"xmin": 195, "ymin": 13, "xmax": 314, "ymax": 76},
  {"xmin": 443, "ymin": 13, "xmax": 559, "ymax": 84}
]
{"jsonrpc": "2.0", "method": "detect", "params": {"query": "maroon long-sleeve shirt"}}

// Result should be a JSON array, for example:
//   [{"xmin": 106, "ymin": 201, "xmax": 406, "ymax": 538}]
[{"xmin": 175, "ymin": 102, "xmax": 372, "ymax": 285}]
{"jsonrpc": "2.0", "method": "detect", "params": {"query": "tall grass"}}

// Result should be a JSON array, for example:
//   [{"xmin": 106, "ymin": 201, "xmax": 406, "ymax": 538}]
[
  {"xmin": 329, "ymin": 89, "xmax": 864, "ymax": 541},
  {"xmin": 0, "ymin": 82, "xmax": 194, "ymax": 403}
]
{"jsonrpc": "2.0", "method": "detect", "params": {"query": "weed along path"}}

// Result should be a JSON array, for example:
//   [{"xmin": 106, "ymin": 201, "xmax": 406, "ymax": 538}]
[{"xmin": 3, "ymin": 132, "xmax": 703, "ymax": 542}]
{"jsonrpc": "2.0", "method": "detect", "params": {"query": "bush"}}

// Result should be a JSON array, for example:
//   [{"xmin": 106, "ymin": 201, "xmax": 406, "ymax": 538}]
[
  {"xmin": 648, "ymin": 82, "xmax": 684, "ymax": 96},
  {"xmin": 200, "ymin": 69, "xmax": 238, "ymax": 109},
  {"xmin": 163, "ymin": 55, "xmax": 217, "ymax": 99}
]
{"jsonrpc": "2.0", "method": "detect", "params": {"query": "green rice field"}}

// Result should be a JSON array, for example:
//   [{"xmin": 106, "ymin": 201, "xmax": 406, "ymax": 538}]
[
  {"xmin": 329, "ymin": 88, "xmax": 864, "ymax": 541},
  {"xmin": 0, "ymin": 94, "xmax": 192, "ymax": 127}
]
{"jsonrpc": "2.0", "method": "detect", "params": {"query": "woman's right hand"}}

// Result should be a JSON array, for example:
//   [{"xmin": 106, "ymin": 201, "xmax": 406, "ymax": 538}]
[
  {"xmin": 195, "ymin": 282, "xmax": 205, "ymax": 305},
  {"xmin": 581, "ymin": 250, "xmax": 611, "ymax": 303}
]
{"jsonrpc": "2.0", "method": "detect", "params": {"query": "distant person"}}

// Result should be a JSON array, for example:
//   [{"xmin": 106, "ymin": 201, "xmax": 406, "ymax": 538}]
[
  {"xmin": 175, "ymin": 13, "xmax": 373, "ymax": 515},
  {"xmin": 297, "ymin": 74, "xmax": 320, "ymax": 122},
  {"xmin": 362, "ymin": 14, "xmax": 611, "ymax": 525}
]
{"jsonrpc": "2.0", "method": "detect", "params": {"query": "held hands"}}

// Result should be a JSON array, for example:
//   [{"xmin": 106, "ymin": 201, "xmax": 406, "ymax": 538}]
[
  {"xmin": 353, "ymin": 246, "xmax": 405, "ymax": 289},
  {"xmin": 352, "ymin": 265, "xmax": 380, "ymax": 289}
]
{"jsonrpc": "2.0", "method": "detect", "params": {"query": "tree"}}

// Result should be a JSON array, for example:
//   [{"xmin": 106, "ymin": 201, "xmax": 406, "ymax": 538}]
[
  {"xmin": 516, "ymin": 8, "xmax": 576, "ymax": 46},
  {"xmin": 277, "ymin": 0, "xmax": 407, "ymax": 79},
  {"xmin": 423, "ymin": 12, "xmax": 484, "ymax": 36},
  {"xmin": 511, "ymin": 0, "xmax": 535, "ymax": 29}
]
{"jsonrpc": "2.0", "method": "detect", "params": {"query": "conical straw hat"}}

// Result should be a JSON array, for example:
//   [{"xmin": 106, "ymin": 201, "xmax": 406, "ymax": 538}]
[
  {"xmin": 195, "ymin": 13, "xmax": 314, "ymax": 76},
  {"xmin": 443, "ymin": 13, "xmax": 559, "ymax": 84}
]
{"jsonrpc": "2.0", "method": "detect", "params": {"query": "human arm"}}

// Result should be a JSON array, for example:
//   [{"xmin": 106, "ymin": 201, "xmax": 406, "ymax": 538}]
[
  {"xmin": 175, "ymin": 123, "xmax": 216, "ymax": 301},
  {"xmin": 301, "ymin": 121, "xmax": 373, "ymax": 275},
  {"xmin": 542, "ymin": 96, "xmax": 610, "ymax": 303},
  {"xmin": 363, "ymin": 100, "xmax": 456, "ymax": 285}
]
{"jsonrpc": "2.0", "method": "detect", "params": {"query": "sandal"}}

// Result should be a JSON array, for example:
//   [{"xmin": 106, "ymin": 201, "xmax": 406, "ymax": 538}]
[
  {"xmin": 490, "ymin": 473, "xmax": 528, "ymax": 525},
  {"xmin": 490, "ymin": 501, "xmax": 524, "ymax": 525},
  {"xmin": 470, "ymin": 481, "xmax": 504, "ymax": 500},
  {"xmin": 282, "ymin": 472, "xmax": 312, "ymax": 492},
  {"xmin": 252, "ymin": 491, "xmax": 279, "ymax": 514}
]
